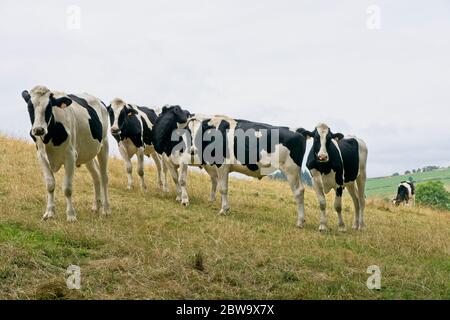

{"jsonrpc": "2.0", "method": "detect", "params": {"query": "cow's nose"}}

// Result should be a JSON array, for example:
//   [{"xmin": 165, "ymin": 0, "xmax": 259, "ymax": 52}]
[
  {"xmin": 111, "ymin": 127, "xmax": 121, "ymax": 135},
  {"xmin": 318, "ymin": 154, "xmax": 328, "ymax": 162},
  {"xmin": 33, "ymin": 127, "xmax": 45, "ymax": 136}
]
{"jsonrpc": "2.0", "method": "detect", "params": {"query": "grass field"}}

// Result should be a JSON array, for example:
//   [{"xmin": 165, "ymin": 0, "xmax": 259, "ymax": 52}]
[
  {"xmin": 0, "ymin": 134, "xmax": 449, "ymax": 299},
  {"xmin": 366, "ymin": 168, "xmax": 450, "ymax": 198}
]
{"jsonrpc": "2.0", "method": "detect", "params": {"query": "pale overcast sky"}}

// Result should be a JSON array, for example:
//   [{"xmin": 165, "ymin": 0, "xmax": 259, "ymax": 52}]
[{"xmin": 1, "ymin": 0, "xmax": 449, "ymax": 177}]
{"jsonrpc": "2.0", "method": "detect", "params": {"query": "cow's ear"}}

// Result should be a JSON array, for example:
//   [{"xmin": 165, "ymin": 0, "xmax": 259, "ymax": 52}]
[
  {"xmin": 51, "ymin": 94, "xmax": 72, "ymax": 108},
  {"xmin": 22, "ymin": 90, "xmax": 31, "ymax": 103},
  {"xmin": 297, "ymin": 128, "xmax": 313, "ymax": 139},
  {"xmin": 161, "ymin": 105, "xmax": 169, "ymax": 113},
  {"xmin": 127, "ymin": 108, "xmax": 138, "ymax": 117},
  {"xmin": 332, "ymin": 133, "xmax": 344, "ymax": 141},
  {"xmin": 106, "ymin": 104, "xmax": 112, "ymax": 112}
]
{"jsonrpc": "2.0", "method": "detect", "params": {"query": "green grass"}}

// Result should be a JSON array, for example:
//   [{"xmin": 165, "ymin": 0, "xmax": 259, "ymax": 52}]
[
  {"xmin": 366, "ymin": 168, "xmax": 450, "ymax": 198},
  {"xmin": 0, "ymin": 134, "xmax": 449, "ymax": 299}
]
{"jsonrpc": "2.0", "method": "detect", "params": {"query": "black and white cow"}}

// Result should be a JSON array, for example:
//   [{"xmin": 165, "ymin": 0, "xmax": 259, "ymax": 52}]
[
  {"xmin": 107, "ymin": 98, "xmax": 168, "ymax": 191},
  {"xmin": 186, "ymin": 115, "xmax": 308, "ymax": 227},
  {"xmin": 393, "ymin": 181, "xmax": 415, "ymax": 206},
  {"xmin": 298, "ymin": 123, "xmax": 368, "ymax": 231},
  {"xmin": 21, "ymin": 85, "xmax": 110, "ymax": 221},
  {"xmin": 152, "ymin": 105, "xmax": 218, "ymax": 205}
]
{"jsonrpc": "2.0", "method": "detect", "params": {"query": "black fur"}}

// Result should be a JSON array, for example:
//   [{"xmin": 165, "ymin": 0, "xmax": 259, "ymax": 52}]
[
  {"xmin": 67, "ymin": 94, "xmax": 103, "ymax": 143},
  {"xmin": 153, "ymin": 105, "xmax": 191, "ymax": 156}
]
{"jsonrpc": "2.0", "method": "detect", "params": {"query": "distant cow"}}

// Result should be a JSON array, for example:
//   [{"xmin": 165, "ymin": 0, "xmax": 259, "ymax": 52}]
[
  {"xmin": 21, "ymin": 86, "xmax": 110, "ymax": 221},
  {"xmin": 186, "ymin": 115, "xmax": 308, "ymax": 227},
  {"xmin": 393, "ymin": 181, "xmax": 415, "ymax": 206},
  {"xmin": 107, "ymin": 98, "xmax": 168, "ymax": 191},
  {"xmin": 298, "ymin": 123, "xmax": 368, "ymax": 231}
]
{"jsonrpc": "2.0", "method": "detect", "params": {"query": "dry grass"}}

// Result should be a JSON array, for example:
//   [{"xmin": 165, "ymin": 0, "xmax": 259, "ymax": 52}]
[{"xmin": 0, "ymin": 134, "xmax": 449, "ymax": 299}]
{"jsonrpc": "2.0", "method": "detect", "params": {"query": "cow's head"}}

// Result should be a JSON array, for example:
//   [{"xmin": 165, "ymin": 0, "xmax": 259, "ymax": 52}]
[
  {"xmin": 160, "ymin": 105, "xmax": 190, "ymax": 126},
  {"xmin": 21, "ymin": 86, "xmax": 72, "ymax": 137},
  {"xmin": 299, "ymin": 123, "xmax": 344, "ymax": 163},
  {"xmin": 107, "ymin": 98, "xmax": 138, "ymax": 136}
]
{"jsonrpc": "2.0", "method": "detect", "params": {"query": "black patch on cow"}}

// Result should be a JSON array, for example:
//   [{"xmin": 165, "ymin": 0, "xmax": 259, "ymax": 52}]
[
  {"xmin": 120, "ymin": 110, "xmax": 143, "ymax": 148},
  {"xmin": 153, "ymin": 106, "xmax": 190, "ymax": 156},
  {"xmin": 338, "ymin": 138, "xmax": 360, "ymax": 183},
  {"xmin": 336, "ymin": 186, "xmax": 343, "ymax": 197},
  {"xmin": 394, "ymin": 185, "xmax": 409, "ymax": 205},
  {"xmin": 43, "ymin": 121, "xmax": 69, "ymax": 146},
  {"xmin": 137, "ymin": 106, "xmax": 158, "ymax": 147},
  {"xmin": 67, "ymin": 94, "xmax": 103, "ymax": 143}
]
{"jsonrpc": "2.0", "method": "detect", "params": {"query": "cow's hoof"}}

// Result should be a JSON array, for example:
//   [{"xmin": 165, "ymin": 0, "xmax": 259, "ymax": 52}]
[
  {"xmin": 127, "ymin": 185, "xmax": 133, "ymax": 191},
  {"xmin": 91, "ymin": 201, "xmax": 101, "ymax": 212},
  {"xmin": 297, "ymin": 220, "xmax": 305, "ymax": 228},
  {"xmin": 338, "ymin": 225, "xmax": 347, "ymax": 232},
  {"xmin": 358, "ymin": 223, "xmax": 365, "ymax": 231},
  {"xmin": 42, "ymin": 211, "xmax": 55, "ymax": 220},
  {"xmin": 101, "ymin": 209, "xmax": 111, "ymax": 216},
  {"xmin": 162, "ymin": 186, "xmax": 169, "ymax": 193},
  {"xmin": 218, "ymin": 208, "xmax": 230, "ymax": 215},
  {"xmin": 318, "ymin": 224, "xmax": 327, "ymax": 232},
  {"xmin": 352, "ymin": 223, "xmax": 359, "ymax": 230},
  {"xmin": 66, "ymin": 215, "xmax": 77, "ymax": 222}
]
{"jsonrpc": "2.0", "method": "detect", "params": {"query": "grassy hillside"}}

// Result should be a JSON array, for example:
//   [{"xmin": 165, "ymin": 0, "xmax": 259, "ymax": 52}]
[
  {"xmin": 0, "ymin": 134, "xmax": 449, "ymax": 299},
  {"xmin": 366, "ymin": 169, "xmax": 450, "ymax": 198}
]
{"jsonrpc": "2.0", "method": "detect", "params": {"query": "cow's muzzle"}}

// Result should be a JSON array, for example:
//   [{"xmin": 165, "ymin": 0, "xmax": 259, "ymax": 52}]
[
  {"xmin": 32, "ymin": 127, "xmax": 46, "ymax": 136},
  {"xmin": 111, "ymin": 127, "xmax": 121, "ymax": 136},
  {"xmin": 317, "ymin": 154, "xmax": 329, "ymax": 162}
]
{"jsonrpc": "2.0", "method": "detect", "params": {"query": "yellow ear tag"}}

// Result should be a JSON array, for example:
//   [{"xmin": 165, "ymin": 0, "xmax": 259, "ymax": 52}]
[
  {"xmin": 61, "ymin": 103, "xmax": 68, "ymax": 109},
  {"xmin": 128, "ymin": 112, "xmax": 133, "ymax": 117}
]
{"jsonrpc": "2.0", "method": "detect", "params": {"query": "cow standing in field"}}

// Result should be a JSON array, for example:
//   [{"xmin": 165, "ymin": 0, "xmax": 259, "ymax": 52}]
[
  {"xmin": 393, "ymin": 181, "xmax": 415, "ymax": 206},
  {"xmin": 186, "ymin": 115, "xmax": 308, "ymax": 227},
  {"xmin": 298, "ymin": 124, "xmax": 368, "ymax": 231},
  {"xmin": 107, "ymin": 98, "xmax": 168, "ymax": 192},
  {"xmin": 21, "ymin": 86, "xmax": 110, "ymax": 221}
]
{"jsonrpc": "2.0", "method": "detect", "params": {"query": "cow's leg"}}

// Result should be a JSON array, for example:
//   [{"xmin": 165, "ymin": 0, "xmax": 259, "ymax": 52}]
[
  {"xmin": 151, "ymin": 152, "xmax": 168, "ymax": 192},
  {"xmin": 37, "ymin": 151, "xmax": 56, "ymax": 220},
  {"xmin": 203, "ymin": 165, "xmax": 218, "ymax": 202},
  {"xmin": 334, "ymin": 194, "xmax": 346, "ymax": 232},
  {"xmin": 164, "ymin": 157, "xmax": 181, "ymax": 201},
  {"xmin": 85, "ymin": 159, "xmax": 102, "ymax": 213},
  {"xmin": 356, "ymin": 173, "xmax": 367, "ymax": 230},
  {"xmin": 311, "ymin": 172, "xmax": 327, "ymax": 231},
  {"xmin": 137, "ymin": 148, "xmax": 147, "ymax": 192},
  {"xmin": 217, "ymin": 165, "xmax": 230, "ymax": 214},
  {"xmin": 63, "ymin": 149, "xmax": 76, "ymax": 222},
  {"xmin": 281, "ymin": 165, "xmax": 305, "ymax": 228},
  {"xmin": 97, "ymin": 141, "xmax": 111, "ymax": 216},
  {"xmin": 346, "ymin": 182, "xmax": 360, "ymax": 229},
  {"xmin": 178, "ymin": 162, "xmax": 189, "ymax": 205},
  {"xmin": 119, "ymin": 143, "xmax": 133, "ymax": 190}
]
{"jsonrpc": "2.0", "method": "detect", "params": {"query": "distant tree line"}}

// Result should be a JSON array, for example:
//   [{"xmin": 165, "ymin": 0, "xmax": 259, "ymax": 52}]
[{"xmin": 392, "ymin": 165, "xmax": 442, "ymax": 177}]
